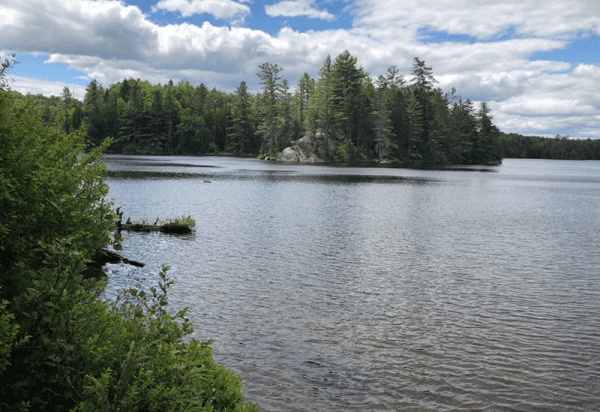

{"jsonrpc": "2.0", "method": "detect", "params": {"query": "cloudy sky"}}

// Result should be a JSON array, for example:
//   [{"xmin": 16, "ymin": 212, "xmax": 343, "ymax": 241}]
[{"xmin": 1, "ymin": 0, "xmax": 599, "ymax": 139}]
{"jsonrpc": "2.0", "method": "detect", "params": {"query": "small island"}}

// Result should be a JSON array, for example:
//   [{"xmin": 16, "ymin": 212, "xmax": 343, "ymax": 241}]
[{"xmin": 73, "ymin": 51, "xmax": 501, "ymax": 165}]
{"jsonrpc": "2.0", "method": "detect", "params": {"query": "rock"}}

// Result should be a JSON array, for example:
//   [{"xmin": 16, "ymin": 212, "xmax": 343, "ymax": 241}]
[
  {"xmin": 276, "ymin": 135, "xmax": 326, "ymax": 163},
  {"xmin": 277, "ymin": 147, "xmax": 299, "ymax": 162}
]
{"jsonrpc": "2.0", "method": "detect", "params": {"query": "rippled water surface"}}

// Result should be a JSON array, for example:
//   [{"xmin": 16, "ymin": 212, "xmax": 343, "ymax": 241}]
[{"xmin": 105, "ymin": 156, "xmax": 600, "ymax": 411}]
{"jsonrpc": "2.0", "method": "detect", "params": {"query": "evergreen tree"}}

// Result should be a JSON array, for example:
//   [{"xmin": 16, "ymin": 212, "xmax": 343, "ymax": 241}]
[
  {"xmin": 373, "ymin": 75, "xmax": 396, "ymax": 161},
  {"xmin": 255, "ymin": 63, "xmax": 283, "ymax": 157},
  {"xmin": 82, "ymin": 80, "xmax": 106, "ymax": 147},
  {"xmin": 331, "ymin": 50, "xmax": 366, "ymax": 147},
  {"xmin": 475, "ymin": 102, "xmax": 500, "ymax": 164},
  {"xmin": 405, "ymin": 91, "xmax": 424, "ymax": 161},
  {"xmin": 425, "ymin": 89, "xmax": 450, "ymax": 163},
  {"xmin": 119, "ymin": 80, "xmax": 145, "ymax": 152},
  {"xmin": 410, "ymin": 57, "xmax": 437, "ymax": 159},
  {"xmin": 162, "ymin": 85, "xmax": 180, "ymax": 153},
  {"xmin": 307, "ymin": 55, "xmax": 336, "ymax": 159},
  {"xmin": 176, "ymin": 108, "xmax": 209, "ymax": 154},
  {"xmin": 147, "ymin": 87, "xmax": 165, "ymax": 152},
  {"xmin": 384, "ymin": 66, "xmax": 408, "ymax": 160},
  {"xmin": 119, "ymin": 78, "xmax": 130, "ymax": 102},
  {"xmin": 278, "ymin": 79, "xmax": 293, "ymax": 151},
  {"xmin": 450, "ymin": 98, "xmax": 477, "ymax": 163},
  {"xmin": 61, "ymin": 86, "xmax": 73, "ymax": 134},
  {"xmin": 296, "ymin": 72, "xmax": 314, "ymax": 132},
  {"xmin": 227, "ymin": 81, "xmax": 254, "ymax": 155}
]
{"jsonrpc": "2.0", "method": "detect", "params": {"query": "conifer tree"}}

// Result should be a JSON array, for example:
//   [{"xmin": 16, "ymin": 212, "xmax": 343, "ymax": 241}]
[
  {"xmin": 227, "ymin": 81, "xmax": 254, "ymax": 155},
  {"xmin": 306, "ymin": 55, "xmax": 336, "ymax": 158},
  {"xmin": 82, "ymin": 80, "xmax": 106, "ymax": 147},
  {"xmin": 405, "ymin": 91, "xmax": 424, "ymax": 161},
  {"xmin": 256, "ymin": 63, "xmax": 283, "ymax": 157},
  {"xmin": 373, "ymin": 75, "xmax": 396, "ymax": 161}
]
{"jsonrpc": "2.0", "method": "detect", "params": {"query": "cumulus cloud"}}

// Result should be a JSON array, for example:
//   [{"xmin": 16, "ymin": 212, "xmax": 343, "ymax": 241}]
[
  {"xmin": 0, "ymin": 0, "xmax": 158, "ymax": 59},
  {"xmin": 153, "ymin": 0, "xmax": 250, "ymax": 22},
  {"xmin": 352, "ymin": 0, "xmax": 600, "ymax": 40},
  {"xmin": 9, "ymin": 76, "xmax": 86, "ymax": 100},
  {"xmin": 1, "ymin": 0, "xmax": 600, "ymax": 139},
  {"xmin": 265, "ymin": 0, "xmax": 336, "ymax": 21}
]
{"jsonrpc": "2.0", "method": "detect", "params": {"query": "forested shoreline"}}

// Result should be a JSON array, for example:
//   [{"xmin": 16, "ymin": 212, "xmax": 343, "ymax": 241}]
[
  {"xmin": 15, "ymin": 52, "xmax": 506, "ymax": 164},
  {"xmin": 1, "ymin": 53, "xmax": 257, "ymax": 411},
  {"xmin": 10, "ymin": 50, "xmax": 600, "ymax": 162}
]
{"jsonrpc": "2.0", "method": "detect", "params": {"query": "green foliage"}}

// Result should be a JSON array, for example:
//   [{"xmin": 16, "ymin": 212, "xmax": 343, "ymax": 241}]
[
  {"xmin": 9, "ymin": 50, "xmax": 505, "ymax": 164},
  {"xmin": 0, "ymin": 294, "xmax": 27, "ymax": 373},
  {"xmin": 0, "ymin": 89, "xmax": 256, "ymax": 411},
  {"xmin": 164, "ymin": 215, "xmax": 196, "ymax": 228},
  {"xmin": 497, "ymin": 133, "xmax": 600, "ymax": 160},
  {"xmin": 0, "ymin": 51, "xmax": 17, "ymax": 91},
  {"xmin": 72, "ymin": 266, "xmax": 256, "ymax": 412}
]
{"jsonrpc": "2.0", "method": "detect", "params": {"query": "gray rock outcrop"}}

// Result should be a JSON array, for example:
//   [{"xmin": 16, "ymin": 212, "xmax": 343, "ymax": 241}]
[{"xmin": 276, "ymin": 135, "xmax": 325, "ymax": 163}]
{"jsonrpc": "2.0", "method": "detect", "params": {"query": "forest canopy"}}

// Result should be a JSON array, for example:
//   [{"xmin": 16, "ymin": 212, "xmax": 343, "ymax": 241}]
[
  {"xmin": 81, "ymin": 52, "xmax": 504, "ymax": 165},
  {"xmin": 10, "ymin": 50, "xmax": 600, "ymax": 163}
]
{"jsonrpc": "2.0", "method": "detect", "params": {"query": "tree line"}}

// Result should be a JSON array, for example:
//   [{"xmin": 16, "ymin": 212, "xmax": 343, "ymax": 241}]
[
  {"xmin": 11, "ymin": 50, "xmax": 599, "ymax": 163},
  {"xmin": 498, "ymin": 133, "xmax": 600, "ymax": 160},
  {"xmin": 76, "ymin": 51, "xmax": 502, "ymax": 164}
]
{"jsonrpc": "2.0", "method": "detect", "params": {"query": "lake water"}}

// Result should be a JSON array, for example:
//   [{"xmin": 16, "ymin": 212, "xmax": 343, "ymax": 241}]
[{"xmin": 105, "ymin": 156, "xmax": 600, "ymax": 411}]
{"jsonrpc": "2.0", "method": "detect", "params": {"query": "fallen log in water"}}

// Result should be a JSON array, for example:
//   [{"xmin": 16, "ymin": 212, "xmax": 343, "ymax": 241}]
[
  {"xmin": 82, "ymin": 248, "xmax": 145, "ymax": 279},
  {"xmin": 118, "ymin": 215, "xmax": 195, "ymax": 234},
  {"xmin": 120, "ymin": 222, "xmax": 193, "ymax": 234}
]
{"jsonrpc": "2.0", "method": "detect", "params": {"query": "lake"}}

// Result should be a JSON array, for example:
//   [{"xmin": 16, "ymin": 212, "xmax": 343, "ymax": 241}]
[{"xmin": 105, "ymin": 156, "xmax": 600, "ymax": 411}]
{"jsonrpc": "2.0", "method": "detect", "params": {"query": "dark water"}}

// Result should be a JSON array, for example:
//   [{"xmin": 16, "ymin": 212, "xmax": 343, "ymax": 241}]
[{"xmin": 105, "ymin": 156, "xmax": 600, "ymax": 411}]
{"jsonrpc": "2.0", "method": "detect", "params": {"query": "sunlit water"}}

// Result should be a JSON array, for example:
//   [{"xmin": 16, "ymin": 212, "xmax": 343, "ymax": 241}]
[{"xmin": 105, "ymin": 156, "xmax": 600, "ymax": 411}]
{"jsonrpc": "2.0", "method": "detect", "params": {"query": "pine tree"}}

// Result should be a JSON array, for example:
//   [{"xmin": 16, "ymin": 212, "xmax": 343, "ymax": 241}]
[
  {"xmin": 331, "ymin": 50, "xmax": 366, "ymax": 147},
  {"xmin": 255, "ymin": 63, "xmax": 283, "ymax": 158},
  {"xmin": 306, "ymin": 55, "xmax": 336, "ymax": 159},
  {"xmin": 373, "ymin": 75, "xmax": 396, "ymax": 161},
  {"xmin": 119, "ymin": 80, "xmax": 145, "ymax": 152},
  {"xmin": 278, "ymin": 79, "xmax": 293, "ymax": 151},
  {"xmin": 405, "ymin": 91, "xmax": 424, "ymax": 161},
  {"xmin": 410, "ymin": 58, "xmax": 438, "ymax": 160},
  {"xmin": 227, "ymin": 81, "xmax": 254, "ymax": 155},
  {"xmin": 475, "ymin": 102, "xmax": 500, "ymax": 164},
  {"xmin": 82, "ymin": 80, "xmax": 106, "ymax": 147},
  {"xmin": 162, "ymin": 85, "xmax": 180, "ymax": 153},
  {"xmin": 61, "ymin": 87, "xmax": 73, "ymax": 134},
  {"xmin": 296, "ymin": 73, "xmax": 314, "ymax": 130}
]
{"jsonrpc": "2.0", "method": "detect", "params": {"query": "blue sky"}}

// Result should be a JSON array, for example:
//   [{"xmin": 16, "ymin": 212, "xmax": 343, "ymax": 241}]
[{"xmin": 2, "ymin": 0, "xmax": 600, "ymax": 139}]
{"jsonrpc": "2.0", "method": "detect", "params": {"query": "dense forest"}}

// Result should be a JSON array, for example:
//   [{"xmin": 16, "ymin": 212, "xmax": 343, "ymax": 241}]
[
  {"xmin": 498, "ymin": 133, "xmax": 600, "ymax": 160},
  {"xmin": 10, "ymin": 50, "xmax": 600, "ymax": 162}
]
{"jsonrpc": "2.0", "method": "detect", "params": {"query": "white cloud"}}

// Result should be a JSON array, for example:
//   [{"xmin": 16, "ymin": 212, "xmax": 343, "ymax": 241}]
[
  {"xmin": 490, "ymin": 63, "xmax": 600, "ymax": 138},
  {"xmin": 10, "ymin": 76, "xmax": 86, "ymax": 100},
  {"xmin": 265, "ymin": 0, "xmax": 336, "ymax": 21},
  {"xmin": 1, "ymin": 0, "xmax": 600, "ymax": 139},
  {"xmin": 153, "ymin": 0, "xmax": 250, "ymax": 23},
  {"xmin": 0, "ymin": 0, "xmax": 158, "ymax": 59},
  {"xmin": 352, "ymin": 0, "xmax": 600, "ymax": 40}
]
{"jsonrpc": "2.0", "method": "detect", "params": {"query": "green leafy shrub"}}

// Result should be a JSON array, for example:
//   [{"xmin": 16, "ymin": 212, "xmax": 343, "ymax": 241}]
[{"xmin": 0, "ymin": 88, "xmax": 256, "ymax": 411}]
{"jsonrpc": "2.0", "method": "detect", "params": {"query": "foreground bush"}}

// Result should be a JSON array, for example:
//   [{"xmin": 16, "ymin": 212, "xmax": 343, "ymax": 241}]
[{"xmin": 0, "ymin": 84, "xmax": 256, "ymax": 411}]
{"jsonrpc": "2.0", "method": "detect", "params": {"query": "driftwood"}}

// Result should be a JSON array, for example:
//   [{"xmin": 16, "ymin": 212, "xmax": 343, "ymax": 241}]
[
  {"xmin": 82, "ymin": 248, "xmax": 145, "ymax": 279},
  {"xmin": 115, "ymin": 209, "xmax": 194, "ymax": 235},
  {"xmin": 120, "ymin": 222, "xmax": 193, "ymax": 234},
  {"xmin": 92, "ymin": 248, "xmax": 145, "ymax": 267}
]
